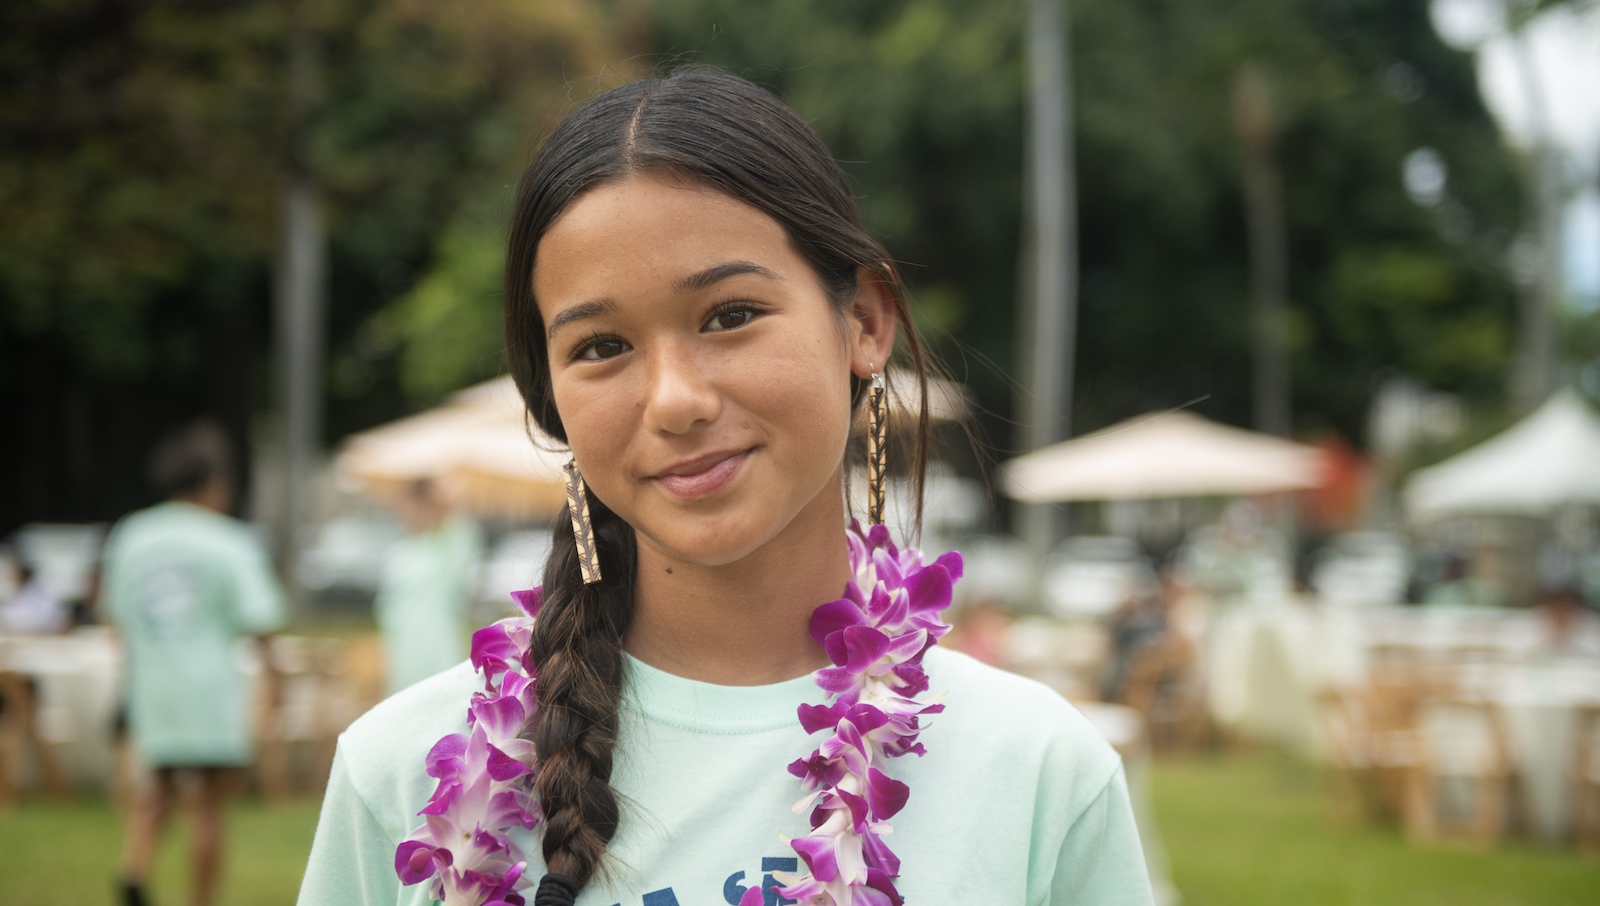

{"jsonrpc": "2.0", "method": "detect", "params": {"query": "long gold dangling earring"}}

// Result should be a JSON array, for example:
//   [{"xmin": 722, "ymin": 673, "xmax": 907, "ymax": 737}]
[
  {"xmin": 867, "ymin": 364, "xmax": 888, "ymax": 526},
  {"xmin": 563, "ymin": 460, "xmax": 602, "ymax": 584}
]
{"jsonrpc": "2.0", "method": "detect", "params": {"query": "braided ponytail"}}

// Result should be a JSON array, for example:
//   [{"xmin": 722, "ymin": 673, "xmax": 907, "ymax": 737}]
[{"xmin": 527, "ymin": 493, "xmax": 637, "ymax": 889}]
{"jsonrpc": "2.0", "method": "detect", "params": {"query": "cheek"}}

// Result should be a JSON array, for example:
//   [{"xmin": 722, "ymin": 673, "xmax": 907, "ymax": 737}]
[
  {"xmin": 732, "ymin": 329, "xmax": 855, "ymax": 463},
  {"xmin": 551, "ymin": 372, "xmax": 639, "ymax": 489}
]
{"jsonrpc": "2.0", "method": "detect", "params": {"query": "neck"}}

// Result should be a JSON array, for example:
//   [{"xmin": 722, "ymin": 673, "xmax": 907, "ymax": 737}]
[{"xmin": 624, "ymin": 480, "xmax": 848, "ymax": 686}]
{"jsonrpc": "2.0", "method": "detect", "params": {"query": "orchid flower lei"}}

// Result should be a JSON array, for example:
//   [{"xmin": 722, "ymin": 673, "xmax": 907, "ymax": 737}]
[{"xmin": 393, "ymin": 521, "xmax": 960, "ymax": 906}]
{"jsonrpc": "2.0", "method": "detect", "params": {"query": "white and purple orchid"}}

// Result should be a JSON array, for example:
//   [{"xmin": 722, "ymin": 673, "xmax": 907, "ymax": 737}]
[
  {"xmin": 750, "ymin": 521, "xmax": 960, "ymax": 906},
  {"xmin": 395, "ymin": 589, "xmax": 544, "ymax": 906},
  {"xmin": 395, "ymin": 525, "xmax": 960, "ymax": 906}
]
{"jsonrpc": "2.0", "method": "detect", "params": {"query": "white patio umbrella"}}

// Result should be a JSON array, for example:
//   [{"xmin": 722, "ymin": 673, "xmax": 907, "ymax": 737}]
[
  {"xmin": 1003, "ymin": 409, "xmax": 1324, "ymax": 502},
  {"xmin": 1404, "ymin": 389, "xmax": 1600, "ymax": 520},
  {"xmin": 337, "ymin": 377, "xmax": 569, "ymax": 518}
]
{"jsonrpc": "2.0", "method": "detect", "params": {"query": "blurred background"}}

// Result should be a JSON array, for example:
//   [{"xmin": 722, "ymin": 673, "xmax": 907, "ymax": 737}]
[{"xmin": 3, "ymin": 0, "xmax": 1600, "ymax": 903}]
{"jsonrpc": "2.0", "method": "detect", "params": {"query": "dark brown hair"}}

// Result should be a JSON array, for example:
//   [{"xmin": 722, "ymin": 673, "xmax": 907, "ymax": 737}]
[
  {"xmin": 147, "ymin": 419, "xmax": 233, "ymax": 500},
  {"xmin": 503, "ymin": 69, "xmax": 932, "ymax": 890}
]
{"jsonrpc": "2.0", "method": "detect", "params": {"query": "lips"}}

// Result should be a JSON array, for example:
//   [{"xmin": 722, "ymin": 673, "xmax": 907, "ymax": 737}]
[{"xmin": 655, "ymin": 449, "xmax": 752, "ymax": 499}]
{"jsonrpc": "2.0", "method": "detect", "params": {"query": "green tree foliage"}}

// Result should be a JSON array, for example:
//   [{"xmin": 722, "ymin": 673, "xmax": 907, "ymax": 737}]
[
  {"xmin": 649, "ymin": 0, "xmax": 1523, "ymax": 445},
  {"xmin": 2, "ymin": 0, "xmax": 1526, "ymax": 531},
  {"xmin": 0, "ymin": 0, "xmax": 623, "ymax": 527}
]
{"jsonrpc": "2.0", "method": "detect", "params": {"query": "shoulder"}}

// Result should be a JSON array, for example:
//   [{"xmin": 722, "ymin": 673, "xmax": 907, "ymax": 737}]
[
  {"xmin": 104, "ymin": 506, "xmax": 166, "ymax": 549},
  {"xmin": 334, "ymin": 660, "xmax": 479, "ymax": 838},
  {"xmin": 921, "ymin": 647, "xmax": 1122, "ymax": 796}
]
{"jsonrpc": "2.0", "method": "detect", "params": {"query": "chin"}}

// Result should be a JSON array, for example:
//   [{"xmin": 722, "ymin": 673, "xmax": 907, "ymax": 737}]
[{"xmin": 638, "ymin": 509, "xmax": 784, "ymax": 567}]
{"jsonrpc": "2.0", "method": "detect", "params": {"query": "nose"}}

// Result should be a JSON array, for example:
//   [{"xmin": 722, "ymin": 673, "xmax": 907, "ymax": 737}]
[{"xmin": 642, "ymin": 342, "xmax": 721, "ymax": 435}]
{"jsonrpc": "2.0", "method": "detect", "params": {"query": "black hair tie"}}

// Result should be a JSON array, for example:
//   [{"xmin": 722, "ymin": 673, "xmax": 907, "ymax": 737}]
[{"xmin": 533, "ymin": 873, "xmax": 579, "ymax": 906}]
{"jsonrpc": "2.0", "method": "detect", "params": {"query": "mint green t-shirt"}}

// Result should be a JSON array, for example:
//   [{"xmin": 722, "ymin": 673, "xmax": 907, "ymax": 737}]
[
  {"xmin": 297, "ymin": 646, "xmax": 1153, "ymax": 905},
  {"xmin": 103, "ymin": 501, "xmax": 287, "ymax": 766},
  {"xmin": 374, "ymin": 516, "xmax": 482, "ymax": 695}
]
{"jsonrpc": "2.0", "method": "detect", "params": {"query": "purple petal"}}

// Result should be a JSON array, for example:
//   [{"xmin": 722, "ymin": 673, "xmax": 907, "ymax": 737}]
[
  {"xmin": 810, "ymin": 598, "xmax": 866, "ymax": 648},
  {"xmin": 815, "ymin": 667, "xmax": 862, "ymax": 694},
  {"xmin": 843, "ymin": 578, "xmax": 869, "ymax": 609},
  {"xmin": 395, "ymin": 840, "xmax": 439, "ymax": 885},
  {"xmin": 844, "ymin": 704, "xmax": 888, "ymax": 734},
  {"xmin": 509, "ymin": 588, "xmax": 542, "ymax": 618},
  {"xmin": 792, "ymin": 833, "xmax": 840, "ymax": 882},
  {"xmin": 878, "ymin": 587, "xmax": 910, "ymax": 629},
  {"xmin": 933, "ymin": 550, "xmax": 964, "ymax": 582},
  {"xmin": 866, "ymin": 767, "xmax": 910, "ymax": 820},
  {"xmin": 776, "ymin": 873, "xmax": 828, "ymax": 902},
  {"xmin": 799, "ymin": 701, "xmax": 848, "ymax": 735},
  {"xmin": 838, "ymin": 788, "xmax": 871, "ymax": 831},
  {"xmin": 485, "ymin": 744, "xmax": 530, "ymax": 781},
  {"xmin": 904, "ymin": 564, "xmax": 953, "ymax": 614},
  {"xmin": 424, "ymin": 735, "xmax": 467, "ymax": 779},
  {"xmin": 483, "ymin": 788, "xmax": 540, "ymax": 831},
  {"xmin": 881, "ymin": 629, "xmax": 927, "ymax": 666},
  {"xmin": 872, "ymin": 547, "xmax": 904, "ymax": 589},
  {"xmin": 842, "ymin": 626, "xmax": 891, "ymax": 673},
  {"xmin": 471, "ymin": 624, "xmax": 520, "ymax": 673},
  {"xmin": 865, "ymin": 867, "xmax": 905, "ymax": 906},
  {"xmin": 471, "ymin": 695, "xmax": 527, "ymax": 741},
  {"xmin": 892, "ymin": 661, "xmax": 929, "ymax": 696},
  {"xmin": 866, "ymin": 523, "xmax": 896, "ymax": 557}
]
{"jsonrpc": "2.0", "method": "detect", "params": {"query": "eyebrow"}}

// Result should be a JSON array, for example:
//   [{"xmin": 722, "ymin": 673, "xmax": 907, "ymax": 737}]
[
  {"xmin": 673, "ymin": 260, "xmax": 783, "ymax": 293},
  {"xmin": 546, "ymin": 299, "xmax": 617, "ymax": 341}
]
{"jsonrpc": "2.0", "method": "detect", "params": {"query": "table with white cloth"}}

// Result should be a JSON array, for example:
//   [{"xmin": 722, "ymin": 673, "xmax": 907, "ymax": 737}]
[
  {"xmin": 1464, "ymin": 660, "xmax": 1600, "ymax": 841},
  {"xmin": 0, "ymin": 628, "xmax": 122, "ymax": 793}
]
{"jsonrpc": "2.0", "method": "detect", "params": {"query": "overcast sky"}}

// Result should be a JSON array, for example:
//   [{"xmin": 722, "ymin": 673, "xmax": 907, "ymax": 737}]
[{"xmin": 1430, "ymin": 0, "xmax": 1600, "ymax": 303}]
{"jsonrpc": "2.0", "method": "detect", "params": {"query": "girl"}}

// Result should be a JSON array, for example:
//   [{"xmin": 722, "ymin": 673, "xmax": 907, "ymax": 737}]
[{"xmin": 298, "ymin": 70, "xmax": 1153, "ymax": 906}]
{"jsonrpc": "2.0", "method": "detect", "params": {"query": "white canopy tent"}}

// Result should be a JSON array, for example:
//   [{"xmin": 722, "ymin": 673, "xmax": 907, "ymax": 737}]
[
  {"xmin": 1404, "ymin": 390, "xmax": 1600, "ymax": 521},
  {"xmin": 1003, "ymin": 409, "xmax": 1324, "ymax": 502}
]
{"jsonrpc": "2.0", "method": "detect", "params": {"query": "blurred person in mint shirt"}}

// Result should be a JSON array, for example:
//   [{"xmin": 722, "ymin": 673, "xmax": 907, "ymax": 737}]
[
  {"xmin": 102, "ymin": 420, "xmax": 287, "ymax": 906},
  {"xmin": 374, "ymin": 478, "xmax": 482, "ymax": 696}
]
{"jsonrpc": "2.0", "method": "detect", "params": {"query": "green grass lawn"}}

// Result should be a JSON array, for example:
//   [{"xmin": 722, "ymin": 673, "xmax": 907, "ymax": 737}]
[
  {"xmin": 0, "ymin": 795, "xmax": 321, "ymax": 906},
  {"xmin": 2, "ymin": 753, "xmax": 1596, "ymax": 905},
  {"xmin": 1150, "ymin": 752, "xmax": 1600, "ymax": 906}
]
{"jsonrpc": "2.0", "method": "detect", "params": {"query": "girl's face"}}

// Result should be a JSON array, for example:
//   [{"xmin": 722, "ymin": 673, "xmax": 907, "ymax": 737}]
[{"xmin": 532, "ymin": 174, "xmax": 892, "ymax": 567}]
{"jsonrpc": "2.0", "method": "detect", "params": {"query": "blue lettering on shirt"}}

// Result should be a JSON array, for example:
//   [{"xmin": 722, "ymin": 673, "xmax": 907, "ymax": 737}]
[
  {"xmin": 608, "ymin": 854, "xmax": 801, "ymax": 906},
  {"xmin": 722, "ymin": 857, "xmax": 799, "ymax": 906}
]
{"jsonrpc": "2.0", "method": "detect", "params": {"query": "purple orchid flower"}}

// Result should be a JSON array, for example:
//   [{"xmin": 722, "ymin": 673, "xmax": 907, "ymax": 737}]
[{"xmin": 778, "ymin": 521, "xmax": 959, "ymax": 906}]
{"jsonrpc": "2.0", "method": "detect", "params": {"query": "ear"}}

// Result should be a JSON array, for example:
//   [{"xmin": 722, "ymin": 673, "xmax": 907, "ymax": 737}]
[{"xmin": 849, "ymin": 267, "xmax": 898, "ymax": 380}]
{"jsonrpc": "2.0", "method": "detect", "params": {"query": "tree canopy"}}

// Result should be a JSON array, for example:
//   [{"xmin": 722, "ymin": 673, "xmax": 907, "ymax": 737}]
[
  {"xmin": 2, "ymin": 0, "xmax": 1524, "ymax": 532},
  {"xmin": 647, "ymin": 0, "xmax": 1521, "ymax": 452}
]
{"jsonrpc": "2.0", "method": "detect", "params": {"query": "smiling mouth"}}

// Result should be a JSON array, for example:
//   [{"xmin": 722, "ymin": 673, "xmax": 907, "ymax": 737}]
[{"xmin": 655, "ymin": 449, "xmax": 753, "ymax": 500}]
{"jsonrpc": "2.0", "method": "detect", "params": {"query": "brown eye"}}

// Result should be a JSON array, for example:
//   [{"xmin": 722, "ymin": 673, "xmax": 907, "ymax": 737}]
[
  {"xmin": 578, "ymin": 338, "xmax": 629, "ymax": 361},
  {"xmin": 708, "ymin": 308, "xmax": 754, "ymax": 331}
]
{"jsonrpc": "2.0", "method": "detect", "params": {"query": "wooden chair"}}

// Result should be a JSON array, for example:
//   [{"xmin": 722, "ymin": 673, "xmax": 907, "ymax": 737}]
[
  {"xmin": 1403, "ymin": 698, "xmax": 1510, "ymax": 848},
  {"xmin": 1314, "ymin": 684, "xmax": 1418, "ymax": 824},
  {"xmin": 1122, "ymin": 636, "xmax": 1209, "ymax": 752}
]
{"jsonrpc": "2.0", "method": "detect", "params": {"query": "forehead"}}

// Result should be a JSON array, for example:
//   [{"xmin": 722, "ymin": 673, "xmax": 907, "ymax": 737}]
[{"xmin": 532, "ymin": 174, "xmax": 801, "ymax": 307}]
